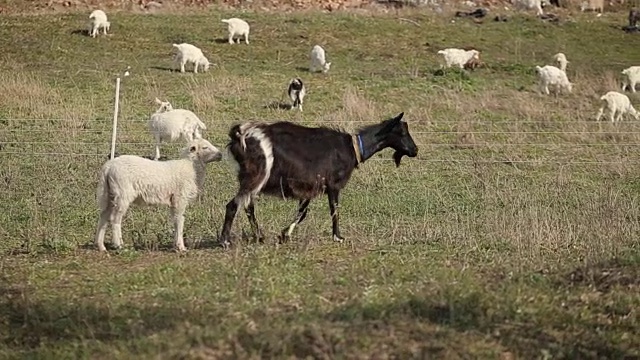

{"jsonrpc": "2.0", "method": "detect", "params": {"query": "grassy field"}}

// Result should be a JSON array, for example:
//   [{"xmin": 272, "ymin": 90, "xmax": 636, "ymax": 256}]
[{"xmin": 1, "ymin": 6, "xmax": 639, "ymax": 359}]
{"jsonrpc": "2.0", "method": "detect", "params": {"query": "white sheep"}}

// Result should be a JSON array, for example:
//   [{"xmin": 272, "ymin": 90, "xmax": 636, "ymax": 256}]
[
  {"xmin": 94, "ymin": 138, "xmax": 223, "ymax": 252},
  {"xmin": 222, "ymin": 18, "xmax": 250, "ymax": 45},
  {"xmin": 287, "ymin": 78, "xmax": 306, "ymax": 111},
  {"xmin": 89, "ymin": 10, "xmax": 110, "ymax": 38},
  {"xmin": 148, "ymin": 98, "xmax": 208, "ymax": 160},
  {"xmin": 512, "ymin": 0, "xmax": 543, "ymax": 15},
  {"xmin": 596, "ymin": 91, "xmax": 639, "ymax": 122},
  {"xmin": 621, "ymin": 66, "xmax": 640, "ymax": 93},
  {"xmin": 172, "ymin": 43, "xmax": 210, "ymax": 73},
  {"xmin": 310, "ymin": 45, "xmax": 332, "ymax": 73},
  {"xmin": 535, "ymin": 65, "xmax": 573, "ymax": 95},
  {"xmin": 553, "ymin": 52, "xmax": 568, "ymax": 72},
  {"xmin": 437, "ymin": 48, "xmax": 480, "ymax": 69}
]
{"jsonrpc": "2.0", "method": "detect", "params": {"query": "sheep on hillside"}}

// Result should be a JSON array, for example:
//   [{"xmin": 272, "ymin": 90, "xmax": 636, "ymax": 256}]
[
  {"xmin": 222, "ymin": 18, "xmax": 250, "ymax": 45},
  {"xmin": 596, "ymin": 91, "xmax": 639, "ymax": 122},
  {"xmin": 148, "ymin": 98, "xmax": 208, "ymax": 160},
  {"xmin": 535, "ymin": 65, "xmax": 572, "ymax": 95},
  {"xmin": 437, "ymin": 48, "xmax": 480, "ymax": 69},
  {"xmin": 94, "ymin": 138, "xmax": 223, "ymax": 252},
  {"xmin": 621, "ymin": 66, "xmax": 640, "ymax": 93},
  {"xmin": 310, "ymin": 45, "xmax": 332, "ymax": 73},
  {"xmin": 172, "ymin": 43, "xmax": 210, "ymax": 73},
  {"xmin": 553, "ymin": 53, "xmax": 568, "ymax": 72},
  {"xmin": 512, "ymin": 0, "xmax": 543, "ymax": 16},
  {"xmin": 89, "ymin": 10, "xmax": 110, "ymax": 38}
]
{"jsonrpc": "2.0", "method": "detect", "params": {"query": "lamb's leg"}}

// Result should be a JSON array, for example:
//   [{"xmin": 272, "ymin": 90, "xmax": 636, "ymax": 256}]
[
  {"xmin": 622, "ymin": 80, "xmax": 628, "ymax": 92},
  {"xmin": 609, "ymin": 109, "xmax": 616, "ymax": 123},
  {"xmin": 95, "ymin": 207, "xmax": 112, "ymax": 251},
  {"xmin": 245, "ymin": 199, "xmax": 263, "ymax": 243},
  {"xmin": 110, "ymin": 202, "xmax": 130, "ymax": 250},
  {"xmin": 280, "ymin": 199, "xmax": 311, "ymax": 243},
  {"xmin": 193, "ymin": 62, "xmax": 198, "ymax": 74},
  {"xmin": 229, "ymin": 33, "xmax": 234, "ymax": 44},
  {"xmin": 327, "ymin": 189, "xmax": 344, "ymax": 243},
  {"xmin": 180, "ymin": 60, "xmax": 186, "ymax": 73},
  {"xmin": 244, "ymin": 33, "xmax": 249, "ymax": 44},
  {"xmin": 171, "ymin": 203, "xmax": 187, "ymax": 252},
  {"xmin": 154, "ymin": 137, "xmax": 161, "ymax": 160},
  {"xmin": 631, "ymin": 81, "xmax": 637, "ymax": 93}
]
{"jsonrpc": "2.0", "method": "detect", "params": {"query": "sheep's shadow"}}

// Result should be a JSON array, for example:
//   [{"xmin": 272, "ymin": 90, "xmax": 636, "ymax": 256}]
[
  {"xmin": 264, "ymin": 101, "xmax": 293, "ymax": 111},
  {"xmin": 214, "ymin": 38, "xmax": 231, "ymax": 44},
  {"xmin": 149, "ymin": 66, "xmax": 177, "ymax": 73},
  {"xmin": 70, "ymin": 29, "xmax": 90, "ymax": 37}
]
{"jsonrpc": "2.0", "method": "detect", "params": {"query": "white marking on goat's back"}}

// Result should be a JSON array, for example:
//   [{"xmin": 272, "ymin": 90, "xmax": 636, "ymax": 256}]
[{"xmin": 246, "ymin": 127, "xmax": 274, "ymax": 196}]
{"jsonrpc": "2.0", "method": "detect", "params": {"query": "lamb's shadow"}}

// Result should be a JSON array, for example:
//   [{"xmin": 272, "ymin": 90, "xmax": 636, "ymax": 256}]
[
  {"xmin": 264, "ymin": 101, "xmax": 293, "ymax": 110},
  {"xmin": 214, "ymin": 38, "xmax": 231, "ymax": 44},
  {"xmin": 149, "ymin": 66, "xmax": 177, "ymax": 73},
  {"xmin": 70, "ymin": 29, "xmax": 90, "ymax": 37},
  {"xmin": 295, "ymin": 66, "xmax": 311, "ymax": 72}
]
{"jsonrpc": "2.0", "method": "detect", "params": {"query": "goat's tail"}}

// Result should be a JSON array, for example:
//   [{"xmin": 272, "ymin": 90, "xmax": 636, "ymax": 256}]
[
  {"xmin": 437, "ymin": 50, "xmax": 446, "ymax": 55},
  {"xmin": 221, "ymin": 19, "xmax": 231, "ymax": 23}
]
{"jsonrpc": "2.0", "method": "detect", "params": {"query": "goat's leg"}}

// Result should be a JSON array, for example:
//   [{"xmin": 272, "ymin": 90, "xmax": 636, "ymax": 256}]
[
  {"xmin": 229, "ymin": 33, "xmax": 235, "ymax": 44},
  {"xmin": 244, "ymin": 33, "xmax": 249, "ymax": 44},
  {"xmin": 327, "ymin": 189, "xmax": 344, "ymax": 243},
  {"xmin": 595, "ymin": 107, "xmax": 604, "ymax": 121},
  {"xmin": 95, "ymin": 206, "xmax": 112, "ymax": 251},
  {"xmin": 632, "ymin": 81, "xmax": 637, "ymax": 93},
  {"xmin": 219, "ymin": 194, "xmax": 247, "ymax": 249},
  {"xmin": 245, "ymin": 200, "xmax": 263, "ymax": 243},
  {"xmin": 610, "ymin": 109, "xmax": 616, "ymax": 123},
  {"xmin": 280, "ymin": 199, "xmax": 311, "ymax": 243},
  {"xmin": 154, "ymin": 137, "xmax": 161, "ymax": 160},
  {"xmin": 180, "ymin": 60, "xmax": 186, "ymax": 73}
]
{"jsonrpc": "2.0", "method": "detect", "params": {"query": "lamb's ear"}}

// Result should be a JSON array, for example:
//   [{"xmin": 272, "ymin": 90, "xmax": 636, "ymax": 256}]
[{"xmin": 154, "ymin": 97, "xmax": 162, "ymax": 104}]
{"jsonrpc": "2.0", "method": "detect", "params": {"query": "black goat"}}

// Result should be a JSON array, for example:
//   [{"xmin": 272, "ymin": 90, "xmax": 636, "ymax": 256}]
[
  {"xmin": 630, "ymin": 8, "xmax": 639, "ymax": 28},
  {"xmin": 287, "ymin": 78, "xmax": 306, "ymax": 111},
  {"xmin": 218, "ymin": 112, "xmax": 418, "ymax": 248}
]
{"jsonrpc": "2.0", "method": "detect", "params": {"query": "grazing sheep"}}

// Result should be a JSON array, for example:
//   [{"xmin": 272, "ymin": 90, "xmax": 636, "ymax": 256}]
[
  {"xmin": 437, "ymin": 48, "xmax": 480, "ymax": 69},
  {"xmin": 630, "ymin": 8, "xmax": 639, "ymax": 27},
  {"xmin": 218, "ymin": 113, "xmax": 418, "ymax": 249},
  {"xmin": 310, "ymin": 45, "xmax": 332, "ymax": 73},
  {"xmin": 94, "ymin": 138, "xmax": 223, "ymax": 252},
  {"xmin": 621, "ymin": 66, "xmax": 640, "ymax": 93},
  {"xmin": 172, "ymin": 43, "xmax": 210, "ymax": 74},
  {"xmin": 287, "ymin": 78, "xmax": 306, "ymax": 111},
  {"xmin": 512, "ymin": 0, "xmax": 543, "ymax": 15},
  {"xmin": 535, "ymin": 65, "xmax": 573, "ymax": 95},
  {"xmin": 553, "ymin": 53, "xmax": 568, "ymax": 72},
  {"xmin": 222, "ymin": 18, "xmax": 250, "ymax": 45},
  {"xmin": 580, "ymin": 0, "xmax": 604, "ymax": 12},
  {"xmin": 89, "ymin": 10, "xmax": 110, "ymax": 38},
  {"xmin": 148, "ymin": 98, "xmax": 208, "ymax": 160},
  {"xmin": 596, "ymin": 91, "xmax": 639, "ymax": 122}
]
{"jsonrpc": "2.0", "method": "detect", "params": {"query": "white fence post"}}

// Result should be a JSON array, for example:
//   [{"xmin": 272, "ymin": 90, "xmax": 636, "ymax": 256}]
[{"xmin": 110, "ymin": 77, "xmax": 121, "ymax": 160}]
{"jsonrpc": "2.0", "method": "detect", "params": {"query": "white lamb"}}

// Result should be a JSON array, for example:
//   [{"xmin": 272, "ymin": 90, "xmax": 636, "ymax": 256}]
[
  {"xmin": 512, "ymin": 0, "xmax": 543, "ymax": 15},
  {"xmin": 310, "ymin": 45, "xmax": 332, "ymax": 73},
  {"xmin": 94, "ymin": 138, "xmax": 223, "ymax": 252},
  {"xmin": 172, "ymin": 43, "xmax": 210, "ymax": 73},
  {"xmin": 553, "ymin": 52, "xmax": 568, "ymax": 72},
  {"xmin": 621, "ymin": 66, "xmax": 640, "ymax": 93},
  {"xmin": 148, "ymin": 98, "xmax": 208, "ymax": 160},
  {"xmin": 595, "ymin": 91, "xmax": 639, "ymax": 122},
  {"xmin": 437, "ymin": 48, "xmax": 480, "ymax": 69},
  {"xmin": 89, "ymin": 10, "xmax": 110, "ymax": 38},
  {"xmin": 222, "ymin": 18, "xmax": 250, "ymax": 45},
  {"xmin": 535, "ymin": 65, "xmax": 573, "ymax": 95}
]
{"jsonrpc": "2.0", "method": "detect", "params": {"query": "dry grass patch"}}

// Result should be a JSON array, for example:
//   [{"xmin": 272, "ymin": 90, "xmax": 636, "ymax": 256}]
[{"xmin": 184, "ymin": 73, "xmax": 252, "ymax": 114}]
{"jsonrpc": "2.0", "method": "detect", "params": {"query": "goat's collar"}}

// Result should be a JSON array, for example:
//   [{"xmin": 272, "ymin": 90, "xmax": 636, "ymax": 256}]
[{"xmin": 351, "ymin": 134, "xmax": 364, "ymax": 164}]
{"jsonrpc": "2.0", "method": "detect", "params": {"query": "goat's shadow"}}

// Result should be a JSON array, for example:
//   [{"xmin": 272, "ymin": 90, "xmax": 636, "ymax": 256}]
[
  {"xmin": 295, "ymin": 66, "xmax": 311, "ymax": 73},
  {"xmin": 149, "ymin": 66, "xmax": 178, "ymax": 73},
  {"xmin": 213, "ymin": 38, "xmax": 231, "ymax": 44},
  {"xmin": 71, "ymin": 29, "xmax": 90, "ymax": 37},
  {"xmin": 264, "ymin": 101, "xmax": 293, "ymax": 111}
]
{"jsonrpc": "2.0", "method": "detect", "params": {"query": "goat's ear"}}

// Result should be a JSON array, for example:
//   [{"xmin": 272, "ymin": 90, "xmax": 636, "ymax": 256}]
[{"xmin": 394, "ymin": 112, "xmax": 406, "ymax": 123}]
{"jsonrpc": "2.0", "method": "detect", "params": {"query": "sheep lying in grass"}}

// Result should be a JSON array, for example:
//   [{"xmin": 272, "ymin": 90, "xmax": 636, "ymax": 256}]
[
  {"xmin": 172, "ymin": 43, "xmax": 210, "ymax": 73},
  {"xmin": 580, "ymin": 0, "xmax": 604, "ymax": 13},
  {"xmin": 310, "ymin": 45, "xmax": 331, "ymax": 73},
  {"xmin": 437, "ymin": 48, "xmax": 480, "ymax": 69},
  {"xmin": 148, "ymin": 98, "xmax": 208, "ymax": 160},
  {"xmin": 288, "ymin": 78, "xmax": 306, "ymax": 111},
  {"xmin": 512, "ymin": 0, "xmax": 543, "ymax": 15},
  {"xmin": 222, "ymin": 18, "xmax": 250, "ymax": 44},
  {"xmin": 535, "ymin": 65, "xmax": 572, "ymax": 95},
  {"xmin": 621, "ymin": 66, "xmax": 640, "ymax": 93},
  {"xmin": 94, "ymin": 138, "xmax": 223, "ymax": 252},
  {"xmin": 89, "ymin": 10, "xmax": 110, "ymax": 38},
  {"xmin": 596, "ymin": 91, "xmax": 639, "ymax": 122}
]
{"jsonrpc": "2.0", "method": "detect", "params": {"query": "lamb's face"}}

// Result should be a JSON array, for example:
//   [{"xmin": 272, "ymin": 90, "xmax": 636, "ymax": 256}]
[
  {"xmin": 189, "ymin": 139, "xmax": 223, "ymax": 163},
  {"xmin": 155, "ymin": 98, "xmax": 173, "ymax": 112},
  {"xmin": 323, "ymin": 62, "xmax": 332, "ymax": 73}
]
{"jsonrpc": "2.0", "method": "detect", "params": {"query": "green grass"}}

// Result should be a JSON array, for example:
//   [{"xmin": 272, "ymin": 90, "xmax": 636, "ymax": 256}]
[{"xmin": 1, "ymin": 7, "xmax": 639, "ymax": 359}]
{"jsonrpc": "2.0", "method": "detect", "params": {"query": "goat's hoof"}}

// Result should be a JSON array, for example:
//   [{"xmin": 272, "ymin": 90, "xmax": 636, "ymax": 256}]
[
  {"xmin": 279, "ymin": 233, "xmax": 290, "ymax": 244},
  {"xmin": 219, "ymin": 240, "xmax": 231, "ymax": 250},
  {"xmin": 333, "ymin": 235, "xmax": 345, "ymax": 243}
]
